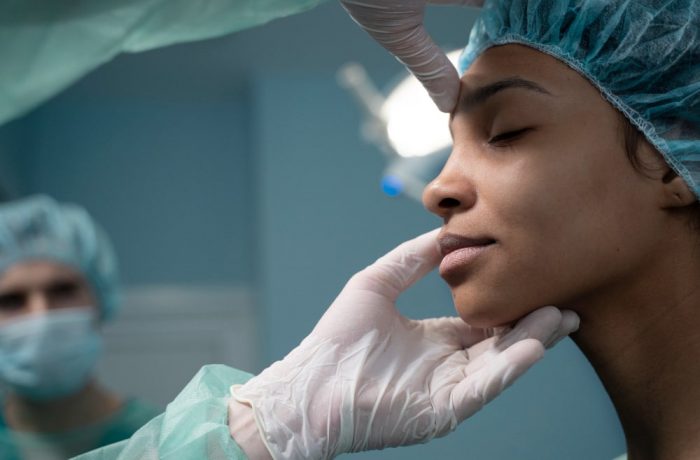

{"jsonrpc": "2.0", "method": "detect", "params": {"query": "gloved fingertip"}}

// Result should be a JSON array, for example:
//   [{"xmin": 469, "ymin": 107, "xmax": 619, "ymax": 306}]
[
  {"xmin": 540, "ymin": 309, "xmax": 580, "ymax": 348},
  {"xmin": 560, "ymin": 310, "xmax": 580, "ymax": 334},
  {"xmin": 429, "ymin": 80, "xmax": 460, "ymax": 112},
  {"xmin": 382, "ymin": 227, "xmax": 442, "ymax": 264},
  {"xmin": 349, "ymin": 228, "xmax": 443, "ymax": 297},
  {"xmin": 535, "ymin": 305, "xmax": 563, "ymax": 319},
  {"xmin": 507, "ymin": 337, "xmax": 545, "ymax": 363},
  {"xmin": 432, "ymin": 93, "xmax": 457, "ymax": 112}
]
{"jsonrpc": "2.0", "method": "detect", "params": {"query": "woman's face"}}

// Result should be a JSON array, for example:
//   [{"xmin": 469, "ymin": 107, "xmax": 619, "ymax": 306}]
[{"xmin": 423, "ymin": 44, "xmax": 668, "ymax": 327}]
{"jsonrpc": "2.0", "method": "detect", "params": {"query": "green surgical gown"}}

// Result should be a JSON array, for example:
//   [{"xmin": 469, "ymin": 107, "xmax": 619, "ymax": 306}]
[
  {"xmin": 0, "ymin": 398, "xmax": 160, "ymax": 460},
  {"xmin": 72, "ymin": 365, "xmax": 253, "ymax": 460},
  {"xmin": 0, "ymin": 0, "xmax": 325, "ymax": 126}
]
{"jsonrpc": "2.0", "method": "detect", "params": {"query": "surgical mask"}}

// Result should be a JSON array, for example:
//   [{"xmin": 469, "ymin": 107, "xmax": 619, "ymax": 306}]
[{"xmin": 0, "ymin": 308, "xmax": 102, "ymax": 401}]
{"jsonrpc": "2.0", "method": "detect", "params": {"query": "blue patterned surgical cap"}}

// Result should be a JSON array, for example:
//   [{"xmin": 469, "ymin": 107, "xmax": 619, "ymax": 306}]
[
  {"xmin": 0, "ymin": 195, "xmax": 119, "ymax": 321},
  {"xmin": 459, "ymin": 0, "xmax": 700, "ymax": 196}
]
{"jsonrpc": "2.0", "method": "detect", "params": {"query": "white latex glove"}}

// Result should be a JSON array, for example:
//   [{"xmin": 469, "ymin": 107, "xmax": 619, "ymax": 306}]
[
  {"xmin": 339, "ymin": 0, "xmax": 485, "ymax": 112},
  {"xmin": 231, "ymin": 229, "xmax": 579, "ymax": 459}
]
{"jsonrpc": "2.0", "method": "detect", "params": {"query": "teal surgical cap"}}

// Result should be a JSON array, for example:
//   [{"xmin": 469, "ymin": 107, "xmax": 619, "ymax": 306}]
[
  {"xmin": 0, "ymin": 196, "xmax": 119, "ymax": 321},
  {"xmin": 459, "ymin": 0, "xmax": 700, "ymax": 196}
]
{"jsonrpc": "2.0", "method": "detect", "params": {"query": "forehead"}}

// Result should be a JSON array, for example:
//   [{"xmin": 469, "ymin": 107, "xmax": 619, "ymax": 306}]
[
  {"xmin": 0, "ymin": 260, "xmax": 85, "ymax": 290},
  {"xmin": 460, "ymin": 44, "xmax": 601, "ymax": 104}
]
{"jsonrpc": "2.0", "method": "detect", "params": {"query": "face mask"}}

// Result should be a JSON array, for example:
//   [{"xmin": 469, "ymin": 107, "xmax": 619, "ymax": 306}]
[{"xmin": 0, "ymin": 308, "xmax": 102, "ymax": 401}]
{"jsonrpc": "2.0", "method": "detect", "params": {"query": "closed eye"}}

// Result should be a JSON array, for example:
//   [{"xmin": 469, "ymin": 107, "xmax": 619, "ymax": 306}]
[{"xmin": 488, "ymin": 128, "xmax": 532, "ymax": 145}]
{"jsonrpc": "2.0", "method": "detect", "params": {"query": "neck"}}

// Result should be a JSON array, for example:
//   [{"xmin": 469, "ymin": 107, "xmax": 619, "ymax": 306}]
[
  {"xmin": 569, "ymin": 232, "xmax": 700, "ymax": 460},
  {"xmin": 4, "ymin": 380, "xmax": 122, "ymax": 433}
]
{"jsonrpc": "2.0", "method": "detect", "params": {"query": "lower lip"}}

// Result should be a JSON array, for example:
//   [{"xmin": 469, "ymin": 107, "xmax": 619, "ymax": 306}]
[{"xmin": 439, "ymin": 244, "xmax": 494, "ymax": 277}]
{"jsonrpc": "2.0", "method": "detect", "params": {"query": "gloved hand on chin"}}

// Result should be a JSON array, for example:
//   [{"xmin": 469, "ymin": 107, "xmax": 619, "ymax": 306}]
[{"xmin": 229, "ymin": 229, "xmax": 579, "ymax": 459}]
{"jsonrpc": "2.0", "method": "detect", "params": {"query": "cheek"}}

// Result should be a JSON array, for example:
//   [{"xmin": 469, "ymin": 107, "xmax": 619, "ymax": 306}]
[
  {"xmin": 447, "ymin": 142, "xmax": 651, "ymax": 326},
  {"xmin": 445, "ymin": 171, "xmax": 567, "ymax": 327}
]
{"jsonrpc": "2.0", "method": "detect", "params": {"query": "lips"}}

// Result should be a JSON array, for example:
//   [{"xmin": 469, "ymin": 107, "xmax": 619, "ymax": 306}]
[
  {"xmin": 438, "ymin": 233, "xmax": 496, "ymax": 257},
  {"xmin": 438, "ymin": 233, "xmax": 496, "ymax": 282}
]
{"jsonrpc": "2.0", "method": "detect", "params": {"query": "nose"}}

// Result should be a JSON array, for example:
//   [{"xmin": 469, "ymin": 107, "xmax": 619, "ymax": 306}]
[
  {"xmin": 27, "ymin": 292, "xmax": 50, "ymax": 314},
  {"xmin": 422, "ymin": 155, "xmax": 477, "ymax": 219}
]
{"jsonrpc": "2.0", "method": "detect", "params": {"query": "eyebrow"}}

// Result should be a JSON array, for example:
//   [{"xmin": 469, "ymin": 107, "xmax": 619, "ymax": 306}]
[{"xmin": 456, "ymin": 77, "xmax": 554, "ymax": 114}]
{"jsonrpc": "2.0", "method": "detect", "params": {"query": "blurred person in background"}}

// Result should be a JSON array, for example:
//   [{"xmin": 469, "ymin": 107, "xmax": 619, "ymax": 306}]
[{"xmin": 0, "ymin": 195, "xmax": 159, "ymax": 460}]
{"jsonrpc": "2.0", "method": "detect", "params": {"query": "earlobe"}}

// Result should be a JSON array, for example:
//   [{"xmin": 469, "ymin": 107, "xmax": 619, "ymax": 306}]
[{"xmin": 661, "ymin": 173, "xmax": 697, "ymax": 209}]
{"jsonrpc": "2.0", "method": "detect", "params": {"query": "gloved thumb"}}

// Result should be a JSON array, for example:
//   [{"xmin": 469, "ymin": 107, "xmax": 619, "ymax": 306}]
[{"xmin": 346, "ymin": 228, "xmax": 441, "ymax": 302}]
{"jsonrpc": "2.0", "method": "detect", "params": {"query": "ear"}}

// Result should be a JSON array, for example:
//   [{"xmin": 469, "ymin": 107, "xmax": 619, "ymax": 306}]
[{"xmin": 660, "ymin": 169, "xmax": 697, "ymax": 209}]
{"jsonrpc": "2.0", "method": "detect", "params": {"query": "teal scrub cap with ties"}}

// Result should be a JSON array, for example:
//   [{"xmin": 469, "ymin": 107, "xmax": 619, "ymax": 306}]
[
  {"xmin": 0, "ymin": 195, "xmax": 119, "ymax": 321},
  {"xmin": 459, "ymin": 0, "xmax": 700, "ymax": 196}
]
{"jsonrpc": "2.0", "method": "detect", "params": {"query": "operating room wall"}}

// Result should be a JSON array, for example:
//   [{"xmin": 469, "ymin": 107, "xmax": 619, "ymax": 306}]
[
  {"xmin": 14, "ymin": 93, "xmax": 255, "ymax": 286},
  {"xmin": 0, "ymin": 2, "xmax": 624, "ymax": 459},
  {"xmin": 0, "ymin": 120, "xmax": 25, "ymax": 200}
]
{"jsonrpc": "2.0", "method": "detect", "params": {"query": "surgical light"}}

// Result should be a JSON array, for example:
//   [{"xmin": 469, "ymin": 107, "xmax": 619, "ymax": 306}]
[
  {"xmin": 338, "ymin": 49, "xmax": 461, "ymax": 201},
  {"xmin": 382, "ymin": 50, "xmax": 462, "ymax": 158}
]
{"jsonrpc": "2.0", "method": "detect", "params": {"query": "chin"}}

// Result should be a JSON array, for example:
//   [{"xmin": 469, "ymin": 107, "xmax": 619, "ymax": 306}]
[{"xmin": 450, "ymin": 285, "xmax": 528, "ymax": 329}]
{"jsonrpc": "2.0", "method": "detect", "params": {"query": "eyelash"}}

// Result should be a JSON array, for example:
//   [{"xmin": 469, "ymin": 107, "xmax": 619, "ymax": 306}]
[{"xmin": 487, "ymin": 128, "xmax": 531, "ymax": 145}]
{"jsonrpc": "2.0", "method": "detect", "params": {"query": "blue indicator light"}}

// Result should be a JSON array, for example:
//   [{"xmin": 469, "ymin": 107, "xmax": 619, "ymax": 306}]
[{"xmin": 381, "ymin": 175, "xmax": 403, "ymax": 197}]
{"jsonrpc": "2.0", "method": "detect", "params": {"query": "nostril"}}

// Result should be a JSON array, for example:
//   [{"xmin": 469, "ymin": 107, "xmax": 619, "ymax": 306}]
[{"xmin": 438, "ymin": 198, "xmax": 460, "ymax": 209}]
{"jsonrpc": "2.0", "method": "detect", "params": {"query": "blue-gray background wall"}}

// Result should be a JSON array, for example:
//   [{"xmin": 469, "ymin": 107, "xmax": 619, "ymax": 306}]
[{"xmin": 0, "ymin": 3, "xmax": 624, "ymax": 459}]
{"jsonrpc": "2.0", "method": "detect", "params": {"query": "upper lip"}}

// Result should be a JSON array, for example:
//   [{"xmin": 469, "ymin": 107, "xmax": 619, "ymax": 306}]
[{"xmin": 438, "ymin": 233, "xmax": 496, "ymax": 257}]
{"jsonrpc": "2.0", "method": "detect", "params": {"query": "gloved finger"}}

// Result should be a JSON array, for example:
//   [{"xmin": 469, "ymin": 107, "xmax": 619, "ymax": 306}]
[
  {"xmin": 346, "ymin": 228, "xmax": 441, "ymax": 302},
  {"xmin": 419, "ymin": 316, "xmax": 493, "ymax": 348},
  {"xmin": 493, "ymin": 306, "xmax": 564, "ymax": 351},
  {"xmin": 339, "ymin": 1, "xmax": 460, "ymax": 112},
  {"xmin": 388, "ymin": 0, "xmax": 487, "ymax": 111},
  {"xmin": 383, "ymin": 24, "xmax": 461, "ymax": 112},
  {"xmin": 452, "ymin": 338, "xmax": 544, "ymax": 422},
  {"xmin": 544, "ymin": 309, "xmax": 580, "ymax": 349}
]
